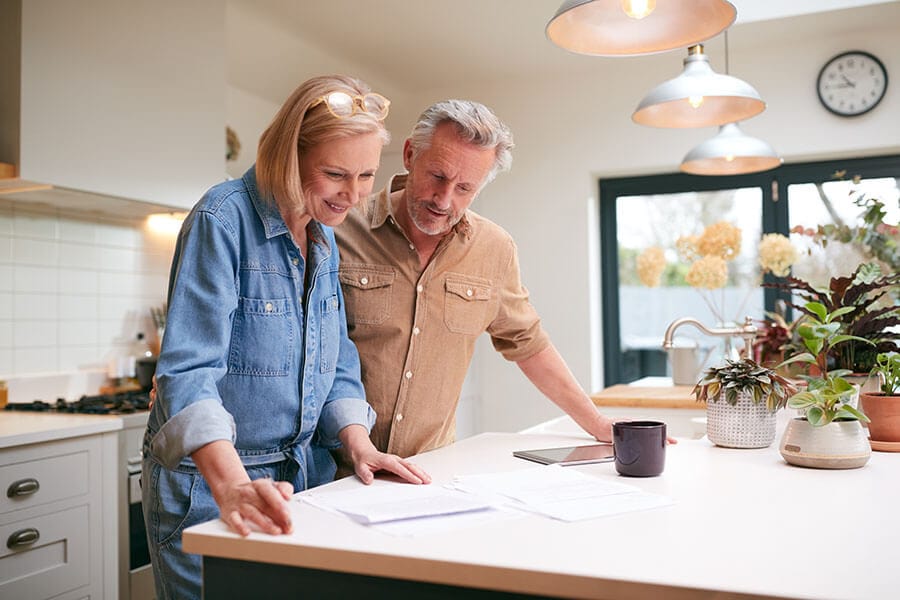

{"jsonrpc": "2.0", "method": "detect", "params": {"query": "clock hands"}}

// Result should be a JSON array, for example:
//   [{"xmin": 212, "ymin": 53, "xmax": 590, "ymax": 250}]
[{"xmin": 840, "ymin": 74, "xmax": 856, "ymax": 88}]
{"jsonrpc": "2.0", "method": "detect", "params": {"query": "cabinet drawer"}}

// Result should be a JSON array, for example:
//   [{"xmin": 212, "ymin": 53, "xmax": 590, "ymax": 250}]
[
  {"xmin": 0, "ymin": 505, "xmax": 89, "ymax": 600},
  {"xmin": 0, "ymin": 450, "xmax": 89, "ymax": 515}
]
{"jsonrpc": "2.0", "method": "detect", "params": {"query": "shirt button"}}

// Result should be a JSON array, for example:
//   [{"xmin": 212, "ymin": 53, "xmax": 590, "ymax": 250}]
[
  {"xmin": 405, "ymin": 371, "xmax": 412, "ymax": 379},
  {"xmin": 396, "ymin": 413, "xmax": 404, "ymax": 422},
  {"xmin": 360, "ymin": 276, "xmax": 369, "ymax": 285},
  {"xmin": 466, "ymin": 288, "xmax": 473, "ymax": 297},
  {"xmin": 413, "ymin": 326, "xmax": 420, "ymax": 335},
  {"xmin": 416, "ymin": 285, "xmax": 423, "ymax": 293},
  {"xmin": 292, "ymin": 258, "xmax": 299, "ymax": 266},
  {"xmin": 409, "ymin": 243, "xmax": 415, "ymax": 250},
  {"xmin": 265, "ymin": 302, "xmax": 274, "ymax": 312}
]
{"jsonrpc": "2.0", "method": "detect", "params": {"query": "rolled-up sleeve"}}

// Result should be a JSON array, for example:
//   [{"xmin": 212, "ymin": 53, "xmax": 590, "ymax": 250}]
[{"xmin": 150, "ymin": 399, "xmax": 236, "ymax": 469}]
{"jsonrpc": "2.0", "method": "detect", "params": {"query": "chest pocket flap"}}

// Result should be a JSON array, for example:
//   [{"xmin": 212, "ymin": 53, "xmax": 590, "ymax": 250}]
[
  {"xmin": 339, "ymin": 265, "xmax": 395, "ymax": 290},
  {"xmin": 445, "ymin": 278, "xmax": 491, "ymax": 301}
]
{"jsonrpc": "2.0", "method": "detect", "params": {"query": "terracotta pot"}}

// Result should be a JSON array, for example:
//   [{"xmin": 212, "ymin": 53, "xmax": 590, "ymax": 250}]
[{"xmin": 859, "ymin": 393, "xmax": 900, "ymax": 442}]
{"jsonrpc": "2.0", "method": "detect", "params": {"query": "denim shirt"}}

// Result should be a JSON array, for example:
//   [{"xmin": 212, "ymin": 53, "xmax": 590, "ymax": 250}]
[{"xmin": 145, "ymin": 166, "xmax": 374, "ymax": 489}]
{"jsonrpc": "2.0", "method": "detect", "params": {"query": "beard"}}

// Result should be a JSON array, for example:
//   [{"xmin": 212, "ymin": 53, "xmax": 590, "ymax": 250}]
[{"xmin": 405, "ymin": 198, "xmax": 463, "ymax": 236}]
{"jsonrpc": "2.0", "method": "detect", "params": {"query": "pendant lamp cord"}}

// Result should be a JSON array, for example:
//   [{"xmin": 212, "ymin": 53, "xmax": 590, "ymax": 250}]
[{"xmin": 724, "ymin": 29, "xmax": 730, "ymax": 75}]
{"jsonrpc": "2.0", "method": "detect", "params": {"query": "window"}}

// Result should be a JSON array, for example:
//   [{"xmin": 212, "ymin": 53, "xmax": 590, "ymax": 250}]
[{"xmin": 599, "ymin": 155, "xmax": 900, "ymax": 386}]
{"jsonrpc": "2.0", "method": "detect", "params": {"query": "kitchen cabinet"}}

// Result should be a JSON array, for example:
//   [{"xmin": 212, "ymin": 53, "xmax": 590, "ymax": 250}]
[
  {"xmin": 0, "ymin": 432, "xmax": 118, "ymax": 599},
  {"xmin": 1, "ymin": 0, "xmax": 225, "ymax": 211}
]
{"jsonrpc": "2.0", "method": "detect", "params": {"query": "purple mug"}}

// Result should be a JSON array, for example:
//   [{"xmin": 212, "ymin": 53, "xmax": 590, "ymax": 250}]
[{"xmin": 613, "ymin": 421, "xmax": 667, "ymax": 477}]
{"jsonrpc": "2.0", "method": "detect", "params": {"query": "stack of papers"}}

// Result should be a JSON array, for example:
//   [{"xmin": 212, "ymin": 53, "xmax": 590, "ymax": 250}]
[
  {"xmin": 300, "ymin": 466, "xmax": 673, "ymax": 536},
  {"xmin": 450, "ymin": 466, "xmax": 673, "ymax": 522}
]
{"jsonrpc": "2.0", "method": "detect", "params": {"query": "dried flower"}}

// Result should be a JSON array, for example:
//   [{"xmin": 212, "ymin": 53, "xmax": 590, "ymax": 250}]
[
  {"xmin": 697, "ymin": 221, "xmax": 741, "ymax": 261},
  {"xmin": 675, "ymin": 235, "xmax": 701, "ymax": 262},
  {"xmin": 758, "ymin": 233, "xmax": 798, "ymax": 276},
  {"xmin": 636, "ymin": 247, "xmax": 666, "ymax": 287},
  {"xmin": 685, "ymin": 255, "xmax": 728, "ymax": 290}
]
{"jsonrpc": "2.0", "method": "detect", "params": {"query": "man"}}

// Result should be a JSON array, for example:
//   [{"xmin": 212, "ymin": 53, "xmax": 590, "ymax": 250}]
[{"xmin": 335, "ymin": 99, "xmax": 620, "ymax": 459}]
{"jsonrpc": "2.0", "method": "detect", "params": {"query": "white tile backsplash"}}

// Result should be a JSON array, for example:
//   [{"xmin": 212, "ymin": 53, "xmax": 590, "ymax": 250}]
[
  {"xmin": 13, "ymin": 293, "xmax": 58, "ymax": 320},
  {"xmin": 0, "ymin": 202, "xmax": 176, "ymax": 377}
]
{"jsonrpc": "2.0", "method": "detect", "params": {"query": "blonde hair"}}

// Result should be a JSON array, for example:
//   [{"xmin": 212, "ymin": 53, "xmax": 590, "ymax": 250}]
[{"xmin": 256, "ymin": 75, "xmax": 390, "ymax": 209}]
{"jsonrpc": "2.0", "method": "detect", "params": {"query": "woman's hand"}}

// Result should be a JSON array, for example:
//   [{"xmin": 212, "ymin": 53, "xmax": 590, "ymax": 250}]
[
  {"xmin": 339, "ymin": 424, "xmax": 432, "ymax": 485},
  {"xmin": 214, "ymin": 477, "xmax": 294, "ymax": 537},
  {"xmin": 193, "ymin": 440, "xmax": 294, "ymax": 537}
]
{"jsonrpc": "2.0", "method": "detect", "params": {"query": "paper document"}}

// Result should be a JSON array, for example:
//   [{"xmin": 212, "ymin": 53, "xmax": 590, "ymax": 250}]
[
  {"xmin": 451, "ymin": 465, "xmax": 673, "ymax": 522},
  {"xmin": 300, "ymin": 482, "xmax": 493, "ymax": 525}
]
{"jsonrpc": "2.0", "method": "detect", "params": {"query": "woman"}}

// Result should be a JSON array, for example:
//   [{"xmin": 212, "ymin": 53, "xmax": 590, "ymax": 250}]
[{"xmin": 142, "ymin": 75, "xmax": 430, "ymax": 600}]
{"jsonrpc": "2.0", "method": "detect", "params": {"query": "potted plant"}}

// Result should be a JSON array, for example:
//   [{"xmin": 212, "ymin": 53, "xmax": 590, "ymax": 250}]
[
  {"xmin": 766, "ymin": 263, "xmax": 900, "ymax": 391},
  {"xmin": 777, "ymin": 301, "xmax": 873, "ymax": 469},
  {"xmin": 859, "ymin": 352, "xmax": 900, "ymax": 449},
  {"xmin": 693, "ymin": 358, "xmax": 797, "ymax": 448}
]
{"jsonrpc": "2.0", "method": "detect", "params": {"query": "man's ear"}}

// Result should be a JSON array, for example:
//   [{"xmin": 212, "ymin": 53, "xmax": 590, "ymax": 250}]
[{"xmin": 402, "ymin": 139, "xmax": 414, "ymax": 171}]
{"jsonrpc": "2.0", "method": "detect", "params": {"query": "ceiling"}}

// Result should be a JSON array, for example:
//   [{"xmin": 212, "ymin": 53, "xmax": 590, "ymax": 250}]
[{"xmin": 227, "ymin": 0, "xmax": 899, "ymax": 105}]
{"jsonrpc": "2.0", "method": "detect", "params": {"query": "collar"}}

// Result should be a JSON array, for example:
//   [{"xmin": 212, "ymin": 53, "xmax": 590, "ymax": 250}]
[
  {"xmin": 243, "ymin": 165, "xmax": 330, "ymax": 251},
  {"xmin": 370, "ymin": 173, "xmax": 473, "ymax": 240}
]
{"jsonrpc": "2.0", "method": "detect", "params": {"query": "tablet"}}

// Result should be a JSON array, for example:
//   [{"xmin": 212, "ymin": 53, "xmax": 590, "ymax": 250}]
[{"xmin": 513, "ymin": 443, "xmax": 615, "ymax": 466}]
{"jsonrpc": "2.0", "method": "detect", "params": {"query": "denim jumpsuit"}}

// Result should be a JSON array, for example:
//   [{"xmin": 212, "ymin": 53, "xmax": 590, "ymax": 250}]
[{"xmin": 142, "ymin": 167, "xmax": 374, "ymax": 599}]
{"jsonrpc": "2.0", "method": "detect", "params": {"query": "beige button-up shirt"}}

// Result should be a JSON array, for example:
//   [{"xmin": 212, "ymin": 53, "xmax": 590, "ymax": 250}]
[{"xmin": 335, "ymin": 174, "xmax": 550, "ymax": 457}]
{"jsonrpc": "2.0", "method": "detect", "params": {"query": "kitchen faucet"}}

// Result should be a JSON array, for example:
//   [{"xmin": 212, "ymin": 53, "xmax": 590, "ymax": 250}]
[{"xmin": 662, "ymin": 316, "xmax": 758, "ymax": 360}]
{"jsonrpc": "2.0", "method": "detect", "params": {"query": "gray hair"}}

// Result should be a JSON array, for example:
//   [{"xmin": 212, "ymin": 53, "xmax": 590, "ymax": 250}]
[{"xmin": 408, "ymin": 100, "xmax": 514, "ymax": 185}]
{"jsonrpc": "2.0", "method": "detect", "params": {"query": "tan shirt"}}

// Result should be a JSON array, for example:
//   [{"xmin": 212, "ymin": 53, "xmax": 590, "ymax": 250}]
[{"xmin": 335, "ymin": 174, "xmax": 550, "ymax": 457}]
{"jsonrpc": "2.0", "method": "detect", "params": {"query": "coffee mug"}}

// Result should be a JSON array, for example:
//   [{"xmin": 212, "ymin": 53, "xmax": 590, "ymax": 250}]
[{"xmin": 613, "ymin": 421, "xmax": 667, "ymax": 477}]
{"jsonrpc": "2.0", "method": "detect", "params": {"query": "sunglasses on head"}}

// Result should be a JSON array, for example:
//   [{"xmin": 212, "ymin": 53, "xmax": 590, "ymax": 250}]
[{"xmin": 309, "ymin": 91, "xmax": 390, "ymax": 121}]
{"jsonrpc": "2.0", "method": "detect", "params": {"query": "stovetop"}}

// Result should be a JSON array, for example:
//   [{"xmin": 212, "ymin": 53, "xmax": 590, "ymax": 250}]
[{"xmin": 5, "ymin": 391, "xmax": 151, "ymax": 415}]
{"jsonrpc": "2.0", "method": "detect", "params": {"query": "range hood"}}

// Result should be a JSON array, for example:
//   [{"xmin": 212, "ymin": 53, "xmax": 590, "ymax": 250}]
[
  {"xmin": 0, "ymin": 162, "xmax": 187, "ymax": 220},
  {"xmin": 1, "ymin": 0, "xmax": 224, "ymax": 219}
]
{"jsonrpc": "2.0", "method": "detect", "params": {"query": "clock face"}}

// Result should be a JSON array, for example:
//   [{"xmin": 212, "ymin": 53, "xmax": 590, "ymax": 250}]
[{"xmin": 817, "ymin": 51, "xmax": 888, "ymax": 117}]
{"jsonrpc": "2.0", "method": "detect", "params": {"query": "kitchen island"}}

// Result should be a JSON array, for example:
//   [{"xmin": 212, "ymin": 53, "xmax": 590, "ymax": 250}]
[{"xmin": 184, "ymin": 417, "xmax": 897, "ymax": 600}]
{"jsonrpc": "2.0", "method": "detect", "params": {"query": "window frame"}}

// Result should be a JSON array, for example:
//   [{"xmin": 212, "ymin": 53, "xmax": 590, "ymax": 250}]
[{"xmin": 598, "ymin": 154, "xmax": 900, "ymax": 386}]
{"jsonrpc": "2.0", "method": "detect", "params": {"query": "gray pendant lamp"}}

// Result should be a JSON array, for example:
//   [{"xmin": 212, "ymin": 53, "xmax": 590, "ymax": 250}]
[
  {"xmin": 632, "ymin": 44, "xmax": 765, "ymax": 128},
  {"xmin": 546, "ymin": 0, "xmax": 736, "ymax": 57},
  {"xmin": 680, "ymin": 123, "xmax": 782, "ymax": 175}
]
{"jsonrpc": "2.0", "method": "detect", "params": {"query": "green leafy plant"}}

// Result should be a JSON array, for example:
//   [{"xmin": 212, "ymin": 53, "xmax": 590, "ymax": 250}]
[
  {"xmin": 870, "ymin": 352, "xmax": 900, "ymax": 395},
  {"xmin": 693, "ymin": 358, "xmax": 797, "ymax": 412},
  {"xmin": 766, "ymin": 263, "xmax": 900, "ymax": 372},
  {"xmin": 778, "ymin": 301, "xmax": 873, "ymax": 427}
]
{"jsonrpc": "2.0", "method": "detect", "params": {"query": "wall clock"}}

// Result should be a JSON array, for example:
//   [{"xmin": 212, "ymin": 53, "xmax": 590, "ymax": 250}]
[{"xmin": 816, "ymin": 50, "xmax": 888, "ymax": 117}]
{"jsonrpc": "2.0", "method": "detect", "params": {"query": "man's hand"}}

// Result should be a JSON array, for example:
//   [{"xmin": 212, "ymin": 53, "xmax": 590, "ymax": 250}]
[{"xmin": 339, "ymin": 424, "xmax": 432, "ymax": 485}]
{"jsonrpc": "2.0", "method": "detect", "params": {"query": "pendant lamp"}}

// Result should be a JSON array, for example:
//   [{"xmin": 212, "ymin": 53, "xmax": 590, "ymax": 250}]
[
  {"xmin": 546, "ymin": 0, "xmax": 736, "ymax": 57},
  {"xmin": 680, "ymin": 123, "xmax": 782, "ymax": 175},
  {"xmin": 632, "ymin": 44, "xmax": 765, "ymax": 128}
]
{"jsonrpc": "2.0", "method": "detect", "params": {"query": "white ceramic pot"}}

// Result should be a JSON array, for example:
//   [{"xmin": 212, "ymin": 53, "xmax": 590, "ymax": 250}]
[
  {"xmin": 779, "ymin": 418, "xmax": 871, "ymax": 469},
  {"xmin": 706, "ymin": 390, "xmax": 776, "ymax": 448}
]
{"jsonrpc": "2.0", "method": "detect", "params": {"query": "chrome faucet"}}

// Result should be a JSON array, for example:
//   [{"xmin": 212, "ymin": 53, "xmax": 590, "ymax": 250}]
[{"xmin": 662, "ymin": 316, "xmax": 758, "ymax": 358}]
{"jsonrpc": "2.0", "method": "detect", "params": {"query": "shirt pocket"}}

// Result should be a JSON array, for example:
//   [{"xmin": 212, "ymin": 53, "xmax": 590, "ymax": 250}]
[
  {"xmin": 339, "ymin": 264, "xmax": 395, "ymax": 326},
  {"xmin": 228, "ymin": 296, "xmax": 293, "ymax": 376},
  {"xmin": 443, "ymin": 274, "xmax": 492, "ymax": 335}
]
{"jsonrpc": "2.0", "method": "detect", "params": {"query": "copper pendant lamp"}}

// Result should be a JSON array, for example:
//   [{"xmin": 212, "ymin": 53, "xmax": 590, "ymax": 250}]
[{"xmin": 546, "ymin": 0, "xmax": 736, "ymax": 57}]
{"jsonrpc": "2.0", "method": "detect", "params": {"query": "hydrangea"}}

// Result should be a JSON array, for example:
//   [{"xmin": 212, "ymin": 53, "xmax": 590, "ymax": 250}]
[
  {"xmin": 636, "ymin": 247, "xmax": 666, "ymax": 287},
  {"xmin": 685, "ymin": 255, "xmax": 728, "ymax": 290},
  {"xmin": 697, "ymin": 221, "xmax": 741, "ymax": 260},
  {"xmin": 758, "ymin": 233, "xmax": 798, "ymax": 277}
]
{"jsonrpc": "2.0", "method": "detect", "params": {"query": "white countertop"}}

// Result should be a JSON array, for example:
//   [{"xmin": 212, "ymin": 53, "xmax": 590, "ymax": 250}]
[
  {"xmin": 183, "ymin": 418, "xmax": 899, "ymax": 600},
  {"xmin": 0, "ymin": 411, "xmax": 148, "ymax": 448}
]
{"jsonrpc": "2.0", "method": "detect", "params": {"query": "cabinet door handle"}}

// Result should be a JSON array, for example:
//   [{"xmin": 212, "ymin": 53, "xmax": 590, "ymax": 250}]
[
  {"xmin": 7, "ymin": 528, "xmax": 40, "ymax": 549},
  {"xmin": 6, "ymin": 478, "xmax": 40, "ymax": 498}
]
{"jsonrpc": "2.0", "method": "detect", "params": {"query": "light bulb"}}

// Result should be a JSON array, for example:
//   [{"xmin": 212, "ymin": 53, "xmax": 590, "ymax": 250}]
[
  {"xmin": 725, "ymin": 155, "xmax": 735, "ymax": 162},
  {"xmin": 688, "ymin": 96, "xmax": 705, "ymax": 109},
  {"xmin": 621, "ymin": 0, "xmax": 656, "ymax": 19}
]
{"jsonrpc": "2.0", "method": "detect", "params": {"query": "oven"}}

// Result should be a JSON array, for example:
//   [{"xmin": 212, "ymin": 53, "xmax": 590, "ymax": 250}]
[{"xmin": 122, "ymin": 422, "xmax": 156, "ymax": 600}]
